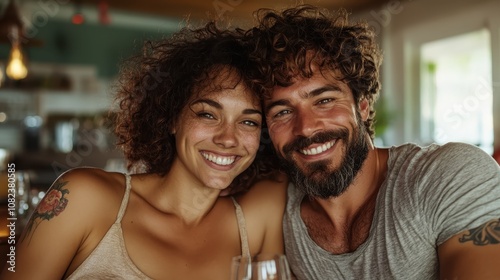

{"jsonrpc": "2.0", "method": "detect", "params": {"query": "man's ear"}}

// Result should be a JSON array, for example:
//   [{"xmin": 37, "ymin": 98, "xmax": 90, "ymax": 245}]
[{"xmin": 359, "ymin": 98, "xmax": 370, "ymax": 121}]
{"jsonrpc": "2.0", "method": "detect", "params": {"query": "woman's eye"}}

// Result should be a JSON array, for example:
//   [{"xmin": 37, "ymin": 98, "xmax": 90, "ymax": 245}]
[
  {"xmin": 242, "ymin": 120, "xmax": 260, "ymax": 127},
  {"xmin": 198, "ymin": 112, "xmax": 215, "ymax": 119}
]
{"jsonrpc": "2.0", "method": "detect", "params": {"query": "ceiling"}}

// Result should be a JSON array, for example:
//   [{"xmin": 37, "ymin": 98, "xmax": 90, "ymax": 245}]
[{"xmin": 76, "ymin": 0, "xmax": 392, "ymax": 23}]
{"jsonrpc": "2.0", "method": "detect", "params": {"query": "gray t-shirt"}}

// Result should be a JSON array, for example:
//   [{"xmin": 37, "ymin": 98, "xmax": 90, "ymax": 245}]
[{"xmin": 283, "ymin": 142, "xmax": 500, "ymax": 279}]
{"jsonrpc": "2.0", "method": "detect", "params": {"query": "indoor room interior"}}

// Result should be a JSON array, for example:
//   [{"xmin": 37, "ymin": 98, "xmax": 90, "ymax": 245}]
[{"xmin": 0, "ymin": 0, "xmax": 499, "ymax": 261}]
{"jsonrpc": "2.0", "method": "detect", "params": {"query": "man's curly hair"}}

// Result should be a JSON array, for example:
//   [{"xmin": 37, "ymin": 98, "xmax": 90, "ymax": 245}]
[
  {"xmin": 112, "ymin": 22, "xmax": 278, "ymax": 190},
  {"xmin": 245, "ymin": 5, "xmax": 383, "ymax": 139}
]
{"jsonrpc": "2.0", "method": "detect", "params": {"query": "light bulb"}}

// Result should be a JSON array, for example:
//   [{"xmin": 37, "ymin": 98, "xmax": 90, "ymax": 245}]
[{"xmin": 6, "ymin": 44, "xmax": 28, "ymax": 80}]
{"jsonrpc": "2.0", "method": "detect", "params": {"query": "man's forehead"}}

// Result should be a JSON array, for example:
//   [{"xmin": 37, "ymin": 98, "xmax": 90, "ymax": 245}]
[{"xmin": 267, "ymin": 68, "xmax": 345, "ymax": 97}]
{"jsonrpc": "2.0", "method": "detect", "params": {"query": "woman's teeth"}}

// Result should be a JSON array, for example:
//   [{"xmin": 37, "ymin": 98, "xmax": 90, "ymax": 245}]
[
  {"xmin": 300, "ymin": 140, "xmax": 335, "ymax": 155},
  {"xmin": 202, "ymin": 152, "xmax": 236, "ymax": 165}
]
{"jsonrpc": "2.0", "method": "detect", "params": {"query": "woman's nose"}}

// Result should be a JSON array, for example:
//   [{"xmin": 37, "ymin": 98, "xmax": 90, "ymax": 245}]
[{"xmin": 213, "ymin": 123, "xmax": 238, "ymax": 148}]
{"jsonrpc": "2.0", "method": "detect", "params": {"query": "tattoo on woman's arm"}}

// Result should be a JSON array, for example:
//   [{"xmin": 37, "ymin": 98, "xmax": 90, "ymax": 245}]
[
  {"xmin": 21, "ymin": 180, "xmax": 70, "ymax": 244},
  {"xmin": 458, "ymin": 218, "xmax": 500, "ymax": 246}
]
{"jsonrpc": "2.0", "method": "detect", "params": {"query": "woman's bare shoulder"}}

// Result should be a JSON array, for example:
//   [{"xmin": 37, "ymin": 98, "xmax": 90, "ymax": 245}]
[
  {"xmin": 55, "ymin": 167, "xmax": 126, "ymax": 198},
  {"xmin": 238, "ymin": 171, "xmax": 289, "ymax": 211},
  {"xmin": 247, "ymin": 171, "xmax": 288, "ymax": 196},
  {"xmin": 39, "ymin": 167, "xmax": 129, "ymax": 227},
  {"xmin": 31, "ymin": 167, "xmax": 127, "ymax": 225},
  {"xmin": 58, "ymin": 167, "xmax": 125, "ymax": 187},
  {"xmin": 236, "ymin": 172, "xmax": 288, "ymax": 255}
]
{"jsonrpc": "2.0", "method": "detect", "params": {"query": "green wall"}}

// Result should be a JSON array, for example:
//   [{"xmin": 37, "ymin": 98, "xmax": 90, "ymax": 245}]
[{"xmin": 0, "ymin": 19, "xmax": 175, "ymax": 78}]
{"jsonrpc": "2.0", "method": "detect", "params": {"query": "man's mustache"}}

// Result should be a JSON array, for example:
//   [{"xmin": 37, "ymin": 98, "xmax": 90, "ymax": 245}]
[{"xmin": 282, "ymin": 129, "xmax": 349, "ymax": 156}]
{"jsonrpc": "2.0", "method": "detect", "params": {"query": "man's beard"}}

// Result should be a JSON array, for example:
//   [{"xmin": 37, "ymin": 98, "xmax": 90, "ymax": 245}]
[{"xmin": 280, "ymin": 119, "xmax": 369, "ymax": 199}]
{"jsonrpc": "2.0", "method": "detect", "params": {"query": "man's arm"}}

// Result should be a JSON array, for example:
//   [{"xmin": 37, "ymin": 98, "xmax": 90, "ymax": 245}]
[{"xmin": 438, "ymin": 218, "xmax": 500, "ymax": 279}]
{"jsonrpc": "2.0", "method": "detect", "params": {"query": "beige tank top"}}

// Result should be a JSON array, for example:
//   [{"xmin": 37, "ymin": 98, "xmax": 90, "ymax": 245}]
[{"xmin": 67, "ymin": 174, "xmax": 250, "ymax": 279}]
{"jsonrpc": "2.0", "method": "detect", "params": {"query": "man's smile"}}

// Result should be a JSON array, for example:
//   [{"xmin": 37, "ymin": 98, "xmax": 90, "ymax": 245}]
[{"xmin": 300, "ymin": 140, "xmax": 337, "ymax": 155}]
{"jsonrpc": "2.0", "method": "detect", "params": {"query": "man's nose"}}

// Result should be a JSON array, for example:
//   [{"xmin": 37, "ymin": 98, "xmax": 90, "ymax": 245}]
[{"xmin": 292, "ymin": 109, "xmax": 324, "ymax": 138}]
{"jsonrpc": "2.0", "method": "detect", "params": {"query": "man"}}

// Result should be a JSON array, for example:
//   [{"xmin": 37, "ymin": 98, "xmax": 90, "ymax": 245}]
[{"xmin": 247, "ymin": 5, "xmax": 500, "ymax": 279}]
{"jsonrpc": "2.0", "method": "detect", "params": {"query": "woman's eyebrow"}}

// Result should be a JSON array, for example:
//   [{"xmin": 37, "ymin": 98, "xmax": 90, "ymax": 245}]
[
  {"xmin": 243, "ymin": 108, "xmax": 262, "ymax": 115},
  {"xmin": 192, "ymin": 99, "xmax": 261, "ymax": 115},
  {"xmin": 191, "ymin": 98, "xmax": 221, "ymax": 109}
]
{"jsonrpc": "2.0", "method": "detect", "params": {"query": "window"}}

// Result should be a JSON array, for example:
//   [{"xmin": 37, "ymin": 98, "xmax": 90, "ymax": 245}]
[{"xmin": 420, "ymin": 29, "xmax": 493, "ymax": 153}]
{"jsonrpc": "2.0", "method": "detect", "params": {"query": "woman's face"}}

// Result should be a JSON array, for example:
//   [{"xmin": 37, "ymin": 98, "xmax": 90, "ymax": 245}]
[{"xmin": 172, "ymin": 72, "xmax": 262, "ymax": 190}]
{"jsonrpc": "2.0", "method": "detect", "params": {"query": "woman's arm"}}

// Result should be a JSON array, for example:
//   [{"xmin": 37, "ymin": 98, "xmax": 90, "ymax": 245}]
[{"xmin": 1, "ymin": 168, "xmax": 123, "ymax": 280}]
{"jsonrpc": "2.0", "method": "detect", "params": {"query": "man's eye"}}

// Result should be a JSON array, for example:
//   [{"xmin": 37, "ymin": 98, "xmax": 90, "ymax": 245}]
[
  {"xmin": 317, "ymin": 98, "xmax": 333, "ymax": 105},
  {"xmin": 274, "ymin": 109, "xmax": 291, "ymax": 118}
]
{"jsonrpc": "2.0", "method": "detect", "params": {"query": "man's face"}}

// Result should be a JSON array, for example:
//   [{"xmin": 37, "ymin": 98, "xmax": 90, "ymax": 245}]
[{"xmin": 264, "ymin": 69, "xmax": 370, "ymax": 198}]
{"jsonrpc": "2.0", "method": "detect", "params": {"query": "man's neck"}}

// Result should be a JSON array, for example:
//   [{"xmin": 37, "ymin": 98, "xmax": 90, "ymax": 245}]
[{"xmin": 300, "ymin": 148, "xmax": 388, "ymax": 254}]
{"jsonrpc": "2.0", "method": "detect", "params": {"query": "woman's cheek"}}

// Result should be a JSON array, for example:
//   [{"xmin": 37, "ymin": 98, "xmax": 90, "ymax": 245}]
[
  {"xmin": 249, "ymin": 131, "xmax": 262, "ymax": 155},
  {"xmin": 237, "ymin": 127, "xmax": 256, "ymax": 149}
]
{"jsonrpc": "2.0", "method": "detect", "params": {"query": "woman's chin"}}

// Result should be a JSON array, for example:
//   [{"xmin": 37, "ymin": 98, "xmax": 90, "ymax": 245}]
[{"xmin": 204, "ymin": 179, "xmax": 232, "ymax": 191}]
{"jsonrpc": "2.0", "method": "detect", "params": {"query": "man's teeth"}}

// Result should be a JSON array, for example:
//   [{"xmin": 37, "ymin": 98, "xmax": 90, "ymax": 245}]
[
  {"xmin": 202, "ymin": 152, "xmax": 236, "ymax": 165},
  {"xmin": 300, "ymin": 141, "xmax": 335, "ymax": 155}
]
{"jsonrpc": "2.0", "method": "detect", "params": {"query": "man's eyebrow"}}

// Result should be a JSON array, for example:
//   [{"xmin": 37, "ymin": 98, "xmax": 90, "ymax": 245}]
[
  {"xmin": 306, "ymin": 85, "xmax": 342, "ymax": 98},
  {"xmin": 265, "ymin": 85, "xmax": 342, "ymax": 115},
  {"xmin": 265, "ymin": 99, "xmax": 291, "ymax": 115}
]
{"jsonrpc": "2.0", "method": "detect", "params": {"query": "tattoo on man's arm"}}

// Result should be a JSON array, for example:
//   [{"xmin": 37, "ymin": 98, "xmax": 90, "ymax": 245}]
[
  {"xmin": 458, "ymin": 218, "xmax": 500, "ymax": 246},
  {"xmin": 20, "ymin": 180, "xmax": 70, "ymax": 244}
]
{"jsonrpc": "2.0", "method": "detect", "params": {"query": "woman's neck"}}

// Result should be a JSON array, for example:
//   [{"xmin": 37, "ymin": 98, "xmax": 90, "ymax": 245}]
[{"xmin": 137, "ymin": 168, "xmax": 223, "ymax": 227}]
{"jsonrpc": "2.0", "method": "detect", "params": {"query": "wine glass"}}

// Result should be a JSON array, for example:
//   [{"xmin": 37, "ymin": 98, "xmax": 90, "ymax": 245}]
[{"xmin": 231, "ymin": 253, "xmax": 292, "ymax": 280}]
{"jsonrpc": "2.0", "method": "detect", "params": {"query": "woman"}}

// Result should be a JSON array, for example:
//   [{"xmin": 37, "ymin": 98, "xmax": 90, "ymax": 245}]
[{"xmin": 2, "ymin": 22, "xmax": 286, "ymax": 279}]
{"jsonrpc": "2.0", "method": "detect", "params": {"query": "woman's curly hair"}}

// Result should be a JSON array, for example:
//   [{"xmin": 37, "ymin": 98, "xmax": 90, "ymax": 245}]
[
  {"xmin": 245, "ymin": 5, "xmax": 383, "ymax": 139},
  {"xmin": 112, "ymin": 22, "xmax": 279, "ymax": 190}
]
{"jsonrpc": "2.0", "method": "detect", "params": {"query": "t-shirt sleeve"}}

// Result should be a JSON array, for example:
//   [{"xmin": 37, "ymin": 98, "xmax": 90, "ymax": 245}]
[{"xmin": 416, "ymin": 142, "xmax": 500, "ymax": 246}]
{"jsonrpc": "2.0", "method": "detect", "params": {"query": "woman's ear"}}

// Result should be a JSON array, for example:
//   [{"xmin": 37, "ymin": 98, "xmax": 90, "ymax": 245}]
[{"xmin": 170, "ymin": 121, "xmax": 177, "ymax": 135}]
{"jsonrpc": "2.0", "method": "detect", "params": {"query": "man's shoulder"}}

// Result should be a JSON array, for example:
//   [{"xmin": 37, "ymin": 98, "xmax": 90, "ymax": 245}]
[
  {"xmin": 389, "ymin": 142, "xmax": 493, "ymax": 165},
  {"xmin": 386, "ymin": 142, "xmax": 499, "ymax": 198},
  {"xmin": 388, "ymin": 142, "xmax": 499, "ymax": 198}
]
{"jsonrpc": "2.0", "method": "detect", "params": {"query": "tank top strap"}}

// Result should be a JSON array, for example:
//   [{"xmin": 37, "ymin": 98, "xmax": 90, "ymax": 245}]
[
  {"xmin": 115, "ymin": 173, "xmax": 132, "ymax": 223},
  {"xmin": 231, "ymin": 196, "xmax": 251, "ymax": 259}
]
